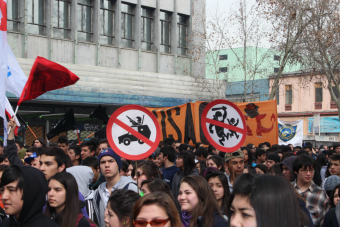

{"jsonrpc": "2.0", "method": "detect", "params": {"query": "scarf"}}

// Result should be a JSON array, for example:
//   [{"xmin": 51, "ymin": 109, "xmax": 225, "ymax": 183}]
[{"xmin": 181, "ymin": 211, "xmax": 192, "ymax": 227}]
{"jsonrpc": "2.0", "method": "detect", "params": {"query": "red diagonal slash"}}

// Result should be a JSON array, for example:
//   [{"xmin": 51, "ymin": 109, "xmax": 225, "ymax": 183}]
[
  {"xmin": 115, "ymin": 119, "xmax": 154, "ymax": 147},
  {"xmin": 205, "ymin": 118, "xmax": 245, "ymax": 134}
]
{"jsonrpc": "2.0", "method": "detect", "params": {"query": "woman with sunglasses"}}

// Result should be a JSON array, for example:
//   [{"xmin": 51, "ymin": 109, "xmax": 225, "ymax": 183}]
[
  {"xmin": 104, "ymin": 189, "xmax": 140, "ymax": 227},
  {"xmin": 131, "ymin": 191, "xmax": 181, "ymax": 227},
  {"xmin": 134, "ymin": 160, "xmax": 162, "ymax": 188}
]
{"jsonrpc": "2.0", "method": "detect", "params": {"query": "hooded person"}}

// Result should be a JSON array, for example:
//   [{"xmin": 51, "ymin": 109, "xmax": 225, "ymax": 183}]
[
  {"xmin": 66, "ymin": 166, "xmax": 98, "ymax": 224},
  {"xmin": 280, "ymin": 156, "xmax": 297, "ymax": 182},
  {"xmin": 0, "ymin": 165, "xmax": 58, "ymax": 227},
  {"xmin": 93, "ymin": 148, "xmax": 138, "ymax": 227}
]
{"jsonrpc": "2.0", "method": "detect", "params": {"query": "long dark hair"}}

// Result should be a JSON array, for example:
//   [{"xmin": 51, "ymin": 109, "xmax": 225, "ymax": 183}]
[
  {"xmin": 315, "ymin": 153, "xmax": 327, "ymax": 171},
  {"xmin": 177, "ymin": 151, "xmax": 195, "ymax": 177},
  {"xmin": 137, "ymin": 160, "xmax": 161, "ymax": 179},
  {"xmin": 204, "ymin": 171, "xmax": 230, "ymax": 213},
  {"xmin": 141, "ymin": 178, "xmax": 173, "ymax": 199},
  {"xmin": 180, "ymin": 175, "xmax": 224, "ymax": 227},
  {"xmin": 228, "ymin": 174, "xmax": 307, "ymax": 227},
  {"xmin": 34, "ymin": 138, "xmax": 46, "ymax": 148},
  {"xmin": 241, "ymin": 146, "xmax": 253, "ymax": 166},
  {"xmin": 45, "ymin": 172, "xmax": 80, "ymax": 227}
]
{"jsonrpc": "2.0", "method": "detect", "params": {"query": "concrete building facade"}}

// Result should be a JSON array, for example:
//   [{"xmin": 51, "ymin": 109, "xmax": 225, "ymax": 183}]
[{"xmin": 2, "ymin": 0, "xmax": 209, "ymax": 145}]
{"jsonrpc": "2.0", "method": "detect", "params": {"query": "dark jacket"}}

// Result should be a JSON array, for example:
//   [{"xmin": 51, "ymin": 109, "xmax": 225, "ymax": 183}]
[
  {"xmin": 323, "ymin": 208, "xmax": 339, "ymax": 227},
  {"xmin": 0, "ymin": 165, "xmax": 58, "ymax": 227},
  {"xmin": 197, "ymin": 212, "xmax": 228, "ymax": 227},
  {"xmin": 298, "ymin": 198, "xmax": 314, "ymax": 227},
  {"xmin": 6, "ymin": 140, "xmax": 23, "ymax": 166},
  {"xmin": 172, "ymin": 169, "xmax": 199, "ymax": 212},
  {"xmin": 161, "ymin": 165, "xmax": 179, "ymax": 189}
]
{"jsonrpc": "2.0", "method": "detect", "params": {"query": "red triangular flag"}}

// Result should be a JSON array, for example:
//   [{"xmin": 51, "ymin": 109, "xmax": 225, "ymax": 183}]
[{"xmin": 18, "ymin": 56, "xmax": 79, "ymax": 106}]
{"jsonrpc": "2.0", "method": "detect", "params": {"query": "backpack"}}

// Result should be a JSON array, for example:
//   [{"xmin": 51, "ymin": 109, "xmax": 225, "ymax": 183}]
[{"xmin": 76, "ymin": 214, "xmax": 97, "ymax": 227}]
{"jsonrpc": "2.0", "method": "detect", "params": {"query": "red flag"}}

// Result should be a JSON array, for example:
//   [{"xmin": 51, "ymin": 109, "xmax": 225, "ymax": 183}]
[{"xmin": 18, "ymin": 56, "xmax": 79, "ymax": 106}]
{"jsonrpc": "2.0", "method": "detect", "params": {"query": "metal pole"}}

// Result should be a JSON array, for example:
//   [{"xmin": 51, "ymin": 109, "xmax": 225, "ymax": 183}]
[{"xmin": 46, "ymin": 119, "xmax": 50, "ymax": 147}]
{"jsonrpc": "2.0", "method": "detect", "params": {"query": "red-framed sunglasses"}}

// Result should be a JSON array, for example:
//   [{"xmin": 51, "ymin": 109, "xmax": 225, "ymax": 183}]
[{"xmin": 133, "ymin": 218, "xmax": 170, "ymax": 227}]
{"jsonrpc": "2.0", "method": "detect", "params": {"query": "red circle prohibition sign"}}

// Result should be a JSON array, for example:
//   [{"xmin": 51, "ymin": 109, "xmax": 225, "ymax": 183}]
[
  {"xmin": 106, "ymin": 105, "xmax": 161, "ymax": 160},
  {"xmin": 201, "ymin": 99, "xmax": 247, "ymax": 153}
]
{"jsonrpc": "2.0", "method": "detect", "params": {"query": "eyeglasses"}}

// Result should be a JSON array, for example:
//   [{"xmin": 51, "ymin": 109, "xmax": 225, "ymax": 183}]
[
  {"xmin": 133, "ymin": 218, "xmax": 170, "ymax": 227},
  {"xmin": 300, "ymin": 169, "xmax": 315, "ymax": 174},
  {"xmin": 136, "ymin": 172, "xmax": 144, "ymax": 177}
]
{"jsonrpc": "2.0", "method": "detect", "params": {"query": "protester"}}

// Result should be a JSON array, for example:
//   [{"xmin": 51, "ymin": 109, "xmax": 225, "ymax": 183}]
[
  {"xmin": 104, "ymin": 189, "xmax": 140, "ymax": 227},
  {"xmin": 140, "ymin": 178, "xmax": 173, "ymax": 198},
  {"xmin": 207, "ymin": 155, "xmax": 225, "ymax": 172},
  {"xmin": 329, "ymin": 183, "xmax": 340, "ymax": 208},
  {"xmin": 68, "ymin": 145, "xmax": 82, "ymax": 166},
  {"xmin": 204, "ymin": 170, "xmax": 230, "ymax": 213},
  {"xmin": 323, "ymin": 175, "xmax": 340, "ymax": 197},
  {"xmin": 224, "ymin": 150, "xmax": 245, "ymax": 193},
  {"xmin": 57, "ymin": 136, "xmax": 69, "ymax": 154},
  {"xmin": 24, "ymin": 152, "xmax": 40, "ymax": 169},
  {"xmin": 45, "ymin": 172, "xmax": 91, "ymax": 227},
  {"xmin": 93, "ymin": 148, "xmax": 138, "ymax": 227},
  {"xmin": 134, "ymin": 160, "xmax": 161, "ymax": 188},
  {"xmin": 82, "ymin": 156, "xmax": 105, "ymax": 190},
  {"xmin": 243, "ymin": 165, "xmax": 256, "ymax": 174},
  {"xmin": 178, "ymin": 175, "xmax": 228, "ymax": 227},
  {"xmin": 255, "ymin": 164, "xmax": 268, "ymax": 174},
  {"xmin": 158, "ymin": 146, "xmax": 179, "ymax": 189},
  {"xmin": 14, "ymin": 139, "xmax": 25, "ymax": 159},
  {"xmin": 293, "ymin": 154, "xmax": 329, "ymax": 226},
  {"xmin": 268, "ymin": 164, "xmax": 283, "ymax": 176},
  {"xmin": 33, "ymin": 138, "xmax": 46, "ymax": 148},
  {"xmin": 39, "ymin": 147, "xmax": 67, "ymax": 180},
  {"xmin": 99, "ymin": 139, "xmax": 110, "ymax": 152},
  {"xmin": 241, "ymin": 146, "xmax": 255, "ymax": 167},
  {"xmin": 266, "ymin": 153, "xmax": 280, "ymax": 170},
  {"xmin": 280, "ymin": 156, "xmax": 297, "ymax": 182},
  {"xmin": 228, "ymin": 174, "xmax": 309, "ymax": 227},
  {"xmin": 132, "ymin": 191, "xmax": 181, "ymax": 227},
  {"xmin": 0, "ymin": 165, "xmax": 58, "ymax": 226},
  {"xmin": 0, "ymin": 154, "xmax": 9, "ymax": 166},
  {"xmin": 80, "ymin": 141, "xmax": 96, "ymax": 160},
  {"xmin": 255, "ymin": 148, "xmax": 266, "ymax": 164},
  {"xmin": 172, "ymin": 150, "xmax": 198, "ymax": 211},
  {"xmin": 0, "ymin": 142, "xmax": 3, "ymax": 156},
  {"xmin": 195, "ymin": 147, "xmax": 209, "ymax": 162},
  {"xmin": 120, "ymin": 160, "xmax": 129, "ymax": 176},
  {"xmin": 316, "ymin": 153, "xmax": 328, "ymax": 181},
  {"xmin": 329, "ymin": 154, "xmax": 340, "ymax": 178}
]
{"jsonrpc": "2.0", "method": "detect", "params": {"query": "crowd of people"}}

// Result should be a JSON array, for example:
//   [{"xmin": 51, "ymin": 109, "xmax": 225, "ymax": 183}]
[{"xmin": 0, "ymin": 118, "xmax": 338, "ymax": 226}]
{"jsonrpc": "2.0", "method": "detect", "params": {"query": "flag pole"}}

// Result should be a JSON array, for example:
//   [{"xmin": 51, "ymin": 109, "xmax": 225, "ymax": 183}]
[
  {"xmin": 78, "ymin": 132, "xmax": 95, "ymax": 145},
  {"xmin": 76, "ymin": 130, "xmax": 81, "ymax": 143},
  {"xmin": 27, "ymin": 125, "xmax": 37, "ymax": 139},
  {"xmin": 7, "ymin": 106, "xmax": 19, "ymax": 134}
]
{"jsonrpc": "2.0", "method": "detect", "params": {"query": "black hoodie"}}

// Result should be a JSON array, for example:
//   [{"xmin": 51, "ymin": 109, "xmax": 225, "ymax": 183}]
[{"xmin": 0, "ymin": 165, "xmax": 58, "ymax": 227}]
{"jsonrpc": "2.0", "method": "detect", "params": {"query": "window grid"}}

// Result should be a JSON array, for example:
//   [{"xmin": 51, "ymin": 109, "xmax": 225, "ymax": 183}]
[
  {"xmin": 141, "ymin": 7, "xmax": 154, "ymax": 51},
  {"xmin": 27, "ymin": 0, "xmax": 46, "ymax": 35},
  {"xmin": 332, "ymin": 86, "xmax": 339, "ymax": 102},
  {"xmin": 160, "ymin": 11, "xmax": 171, "ymax": 54},
  {"xmin": 285, "ymin": 85, "xmax": 292, "ymax": 105},
  {"xmin": 121, "ymin": 4, "xmax": 135, "ymax": 48},
  {"xmin": 177, "ymin": 14, "xmax": 188, "ymax": 56},
  {"xmin": 100, "ymin": 0, "xmax": 115, "ymax": 45},
  {"xmin": 78, "ymin": 1, "xmax": 94, "ymax": 42},
  {"xmin": 7, "ymin": 0, "xmax": 20, "ymax": 31},
  {"xmin": 219, "ymin": 67, "xmax": 228, "ymax": 73},
  {"xmin": 274, "ymin": 68, "xmax": 279, "ymax": 73},
  {"xmin": 53, "ymin": 0, "xmax": 71, "ymax": 39},
  {"xmin": 274, "ymin": 55, "xmax": 280, "ymax": 61},
  {"xmin": 219, "ymin": 55, "xmax": 228, "ymax": 60},
  {"xmin": 315, "ymin": 83, "xmax": 323, "ymax": 103}
]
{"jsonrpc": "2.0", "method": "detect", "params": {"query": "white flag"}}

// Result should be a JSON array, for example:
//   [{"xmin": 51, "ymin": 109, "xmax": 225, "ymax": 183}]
[
  {"xmin": 278, "ymin": 119, "xmax": 304, "ymax": 147},
  {"xmin": 5, "ymin": 97, "xmax": 20, "ymax": 128},
  {"xmin": 6, "ymin": 44, "xmax": 27, "ymax": 97}
]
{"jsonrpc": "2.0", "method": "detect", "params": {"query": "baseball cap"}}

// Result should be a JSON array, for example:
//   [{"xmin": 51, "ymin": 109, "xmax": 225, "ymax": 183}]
[
  {"xmin": 24, "ymin": 152, "xmax": 38, "ymax": 164},
  {"xmin": 224, "ymin": 149, "xmax": 244, "ymax": 162}
]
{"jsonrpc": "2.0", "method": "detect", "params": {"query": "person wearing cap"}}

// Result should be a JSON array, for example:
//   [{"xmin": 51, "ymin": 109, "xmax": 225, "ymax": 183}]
[
  {"xmin": 323, "ymin": 175, "xmax": 340, "ymax": 197},
  {"xmin": 280, "ymin": 156, "xmax": 297, "ymax": 182},
  {"xmin": 93, "ymin": 148, "xmax": 138, "ymax": 227},
  {"xmin": 224, "ymin": 149, "xmax": 244, "ymax": 193},
  {"xmin": 266, "ymin": 153, "xmax": 280, "ymax": 170},
  {"xmin": 24, "ymin": 152, "xmax": 41, "ymax": 169}
]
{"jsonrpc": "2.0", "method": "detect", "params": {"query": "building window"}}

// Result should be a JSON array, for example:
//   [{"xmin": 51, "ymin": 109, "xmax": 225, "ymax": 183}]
[
  {"xmin": 53, "ymin": 0, "xmax": 71, "ymax": 39},
  {"xmin": 77, "ymin": 0, "xmax": 93, "ymax": 42},
  {"xmin": 285, "ymin": 85, "xmax": 292, "ymax": 104},
  {"xmin": 121, "ymin": 3, "xmax": 135, "ymax": 48},
  {"xmin": 177, "ymin": 14, "xmax": 188, "ymax": 56},
  {"xmin": 100, "ymin": 0, "xmax": 115, "ymax": 45},
  {"xmin": 7, "ymin": 0, "xmax": 20, "ymax": 31},
  {"xmin": 274, "ymin": 55, "xmax": 280, "ymax": 61},
  {"xmin": 141, "ymin": 7, "xmax": 154, "ymax": 51},
  {"xmin": 274, "ymin": 68, "xmax": 279, "ymax": 73},
  {"xmin": 276, "ymin": 88, "xmax": 279, "ymax": 105},
  {"xmin": 332, "ymin": 86, "xmax": 339, "ymax": 101},
  {"xmin": 315, "ymin": 82, "xmax": 323, "ymax": 103},
  {"xmin": 27, "ymin": 0, "xmax": 46, "ymax": 35},
  {"xmin": 160, "ymin": 11, "xmax": 171, "ymax": 54},
  {"xmin": 219, "ymin": 55, "xmax": 228, "ymax": 60},
  {"xmin": 219, "ymin": 67, "xmax": 228, "ymax": 73}
]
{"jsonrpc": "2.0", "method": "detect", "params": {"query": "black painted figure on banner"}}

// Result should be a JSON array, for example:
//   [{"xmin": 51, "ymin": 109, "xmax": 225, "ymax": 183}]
[
  {"xmin": 209, "ymin": 106, "xmax": 229, "ymax": 146},
  {"xmin": 119, "ymin": 115, "xmax": 151, "ymax": 146},
  {"xmin": 227, "ymin": 118, "xmax": 239, "ymax": 139}
]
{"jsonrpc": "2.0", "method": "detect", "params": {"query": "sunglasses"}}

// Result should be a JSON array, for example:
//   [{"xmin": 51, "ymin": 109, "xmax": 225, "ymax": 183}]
[
  {"xmin": 133, "ymin": 218, "xmax": 170, "ymax": 227},
  {"xmin": 136, "ymin": 172, "xmax": 145, "ymax": 177}
]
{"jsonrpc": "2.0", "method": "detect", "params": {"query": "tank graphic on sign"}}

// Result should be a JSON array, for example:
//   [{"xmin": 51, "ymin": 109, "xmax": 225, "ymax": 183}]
[{"xmin": 118, "ymin": 115, "xmax": 151, "ymax": 146}]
